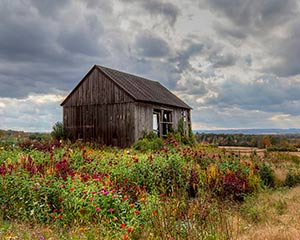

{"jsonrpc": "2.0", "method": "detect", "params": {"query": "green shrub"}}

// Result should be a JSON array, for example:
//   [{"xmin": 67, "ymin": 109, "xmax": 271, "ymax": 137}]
[
  {"xmin": 133, "ymin": 135, "xmax": 164, "ymax": 151},
  {"xmin": 259, "ymin": 163, "xmax": 275, "ymax": 188},
  {"xmin": 51, "ymin": 122, "xmax": 71, "ymax": 141},
  {"xmin": 284, "ymin": 171, "xmax": 300, "ymax": 187}
]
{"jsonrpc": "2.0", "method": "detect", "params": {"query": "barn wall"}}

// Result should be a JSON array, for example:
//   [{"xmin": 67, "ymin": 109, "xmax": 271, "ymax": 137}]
[
  {"xmin": 63, "ymin": 68, "xmax": 136, "ymax": 147},
  {"xmin": 64, "ymin": 103, "xmax": 136, "ymax": 147},
  {"xmin": 63, "ymin": 68, "xmax": 134, "ymax": 107}
]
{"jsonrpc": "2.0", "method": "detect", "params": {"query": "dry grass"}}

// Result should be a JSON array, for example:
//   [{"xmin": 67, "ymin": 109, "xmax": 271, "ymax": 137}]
[
  {"xmin": 273, "ymin": 167, "xmax": 288, "ymax": 186},
  {"xmin": 0, "ymin": 222, "xmax": 115, "ymax": 240},
  {"xmin": 238, "ymin": 186, "xmax": 300, "ymax": 240},
  {"xmin": 218, "ymin": 146, "xmax": 266, "ymax": 157}
]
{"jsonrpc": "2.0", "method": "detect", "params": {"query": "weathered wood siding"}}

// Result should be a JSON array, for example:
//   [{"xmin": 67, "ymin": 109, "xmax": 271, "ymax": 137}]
[
  {"xmin": 63, "ymin": 67, "xmax": 136, "ymax": 147},
  {"xmin": 63, "ymin": 68, "xmax": 133, "ymax": 107},
  {"xmin": 134, "ymin": 102, "xmax": 191, "ymax": 140}
]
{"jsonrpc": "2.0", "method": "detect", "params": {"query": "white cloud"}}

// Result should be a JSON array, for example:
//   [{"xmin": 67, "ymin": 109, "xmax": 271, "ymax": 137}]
[{"xmin": 0, "ymin": 94, "xmax": 65, "ymax": 132}]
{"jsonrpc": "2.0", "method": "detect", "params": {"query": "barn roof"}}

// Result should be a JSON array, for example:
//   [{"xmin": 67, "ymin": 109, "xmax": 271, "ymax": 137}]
[{"xmin": 61, "ymin": 65, "xmax": 191, "ymax": 109}]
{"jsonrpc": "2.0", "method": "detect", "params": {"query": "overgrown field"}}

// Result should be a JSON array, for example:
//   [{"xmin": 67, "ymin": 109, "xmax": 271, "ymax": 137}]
[{"xmin": 1, "ymin": 139, "xmax": 300, "ymax": 239}]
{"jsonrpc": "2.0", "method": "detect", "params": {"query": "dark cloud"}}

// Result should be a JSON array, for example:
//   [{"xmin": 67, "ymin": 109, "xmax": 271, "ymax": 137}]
[
  {"xmin": 58, "ymin": 29, "xmax": 106, "ymax": 57},
  {"xmin": 0, "ymin": 0, "xmax": 111, "ymax": 99},
  {"xmin": 268, "ymin": 19, "xmax": 300, "ymax": 77},
  {"xmin": 172, "ymin": 41, "xmax": 205, "ymax": 73},
  {"xmin": 214, "ymin": 24, "xmax": 247, "ymax": 40},
  {"xmin": 135, "ymin": 33, "xmax": 171, "ymax": 58},
  {"xmin": 205, "ymin": 77, "xmax": 300, "ymax": 115},
  {"xmin": 201, "ymin": 0, "xmax": 300, "ymax": 77},
  {"xmin": 31, "ymin": 0, "xmax": 70, "ymax": 17},
  {"xmin": 0, "ymin": 64, "xmax": 87, "ymax": 98},
  {"xmin": 176, "ymin": 79, "xmax": 208, "ymax": 95},
  {"xmin": 142, "ymin": 0, "xmax": 180, "ymax": 26},
  {"xmin": 208, "ymin": 52, "xmax": 236, "ymax": 68},
  {"xmin": 203, "ymin": 0, "xmax": 298, "ymax": 33},
  {"xmin": 84, "ymin": 0, "xmax": 113, "ymax": 12},
  {"xmin": 0, "ymin": 4, "xmax": 55, "ymax": 62},
  {"xmin": 121, "ymin": 0, "xmax": 180, "ymax": 26}
]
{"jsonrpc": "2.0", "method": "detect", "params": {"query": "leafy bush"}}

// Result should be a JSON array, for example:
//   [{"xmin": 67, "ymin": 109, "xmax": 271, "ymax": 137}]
[
  {"xmin": 133, "ymin": 133, "xmax": 164, "ymax": 151},
  {"xmin": 259, "ymin": 163, "xmax": 275, "ymax": 188},
  {"xmin": 51, "ymin": 122, "xmax": 71, "ymax": 141},
  {"xmin": 284, "ymin": 171, "xmax": 300, "ymax": 187}
]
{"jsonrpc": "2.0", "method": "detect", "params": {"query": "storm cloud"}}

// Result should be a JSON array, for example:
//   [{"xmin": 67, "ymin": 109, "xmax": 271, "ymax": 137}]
[{"xmin": 1, "ymin": 0, "xmax": 300, "ymax": 131}]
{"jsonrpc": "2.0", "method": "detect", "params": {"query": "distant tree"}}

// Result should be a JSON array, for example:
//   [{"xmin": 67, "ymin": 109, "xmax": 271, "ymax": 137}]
[
  {"xmin": 262, "ymin": 136, "xmax": 271, "ymax": 148},
  {"xmin": 250, "ymin": 136, "xmax": 258, "ymax": 147}
]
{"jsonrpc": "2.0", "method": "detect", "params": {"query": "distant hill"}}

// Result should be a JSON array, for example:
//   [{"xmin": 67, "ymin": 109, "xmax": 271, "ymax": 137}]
[{"xmin": 194, "ymin": 128, "xmax": 300, "ymax": 135}]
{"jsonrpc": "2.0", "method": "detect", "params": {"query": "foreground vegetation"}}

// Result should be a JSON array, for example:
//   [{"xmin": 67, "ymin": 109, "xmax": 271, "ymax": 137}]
[{"xmin": 1, "ymin": 136, "xmax": 300, "ymax": 239}]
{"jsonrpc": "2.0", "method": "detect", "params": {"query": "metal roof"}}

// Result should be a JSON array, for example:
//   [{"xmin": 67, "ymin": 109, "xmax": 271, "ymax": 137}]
[{"xmin": 96, "ymin": 65, "xmax": 191, "ymax": 109}]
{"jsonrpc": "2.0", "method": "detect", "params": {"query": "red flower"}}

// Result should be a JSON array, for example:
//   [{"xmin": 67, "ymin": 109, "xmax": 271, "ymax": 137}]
[
  {"xmin": 123, "ymin": 196, "xmax": 129, "ymax": 201},
  {"xmin": 58, "ymin": 215, "xmax": 62, "ymax": 219},
  {"xmin": 152, "ymin": 210, "xmax": 158, "ymax": 216},
  {"xmin": 123, "ymin": 234, "xmax": 128, "ymax": 240},
  {"xmin": 79, "ymin": 209, "xmax": 85, "ymax": 213},
  {"xmin": 121, "ymin": 223, "xmax": 126, "ymax": 229},
  {"xmin": 70, "ymin": 187, "xmax": 75, "ymax": 191},
  {"xmin": 58, "ymin": 197, "xmax": 63, "ymax": 201},
  {"xmin": 134, "ymin": 210, "xmax": 140, "ymax": 215},
  {"xmin": 127, "ymin": 227, "xmax": 133, "ymax": 233},
  {"xmin": 129, "ymin": 203, "xmax": 135, "ymax": 208},
  {"xmin": 51, "ymin": 215, "xmax": 56, "ymax": 219}
]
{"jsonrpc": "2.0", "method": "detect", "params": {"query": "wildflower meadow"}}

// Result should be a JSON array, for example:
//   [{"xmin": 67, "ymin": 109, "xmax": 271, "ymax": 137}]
[{"xmin": 1, "ymin": 137, "xmax": 300, "ymax": 239}]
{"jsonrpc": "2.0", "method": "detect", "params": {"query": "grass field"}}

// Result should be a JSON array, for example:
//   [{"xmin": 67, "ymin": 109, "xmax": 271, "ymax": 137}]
[{"xmin": 1, "ymin": 140, "xmax": 300, "ymax": 239}]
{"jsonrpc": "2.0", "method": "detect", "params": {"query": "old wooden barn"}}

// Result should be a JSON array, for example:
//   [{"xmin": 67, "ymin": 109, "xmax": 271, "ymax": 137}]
[{"xmin": 61, "ymin": 65, "xmax": 192, "ymax": 147}]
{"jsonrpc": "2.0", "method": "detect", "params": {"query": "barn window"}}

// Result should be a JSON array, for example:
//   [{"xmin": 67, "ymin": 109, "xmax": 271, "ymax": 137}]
[
  {"xmin": 162, "ymin": 110, "xmax": 172, "ymax": 136},
  {"xmin": 153, "ymin": 109, "xmax": 173, "ymax": 137}
]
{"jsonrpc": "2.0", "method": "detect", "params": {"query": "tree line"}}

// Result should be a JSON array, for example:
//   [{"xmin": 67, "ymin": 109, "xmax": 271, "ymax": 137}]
[{"xmin": 194, "ymin": 133, "xmax": 300, "ymax": 150}]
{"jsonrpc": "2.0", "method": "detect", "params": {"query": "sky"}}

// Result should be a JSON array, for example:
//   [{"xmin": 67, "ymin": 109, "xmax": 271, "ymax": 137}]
[{"xmin": 0, "ymin": 0, "xmax": 300, "ymax": 132}]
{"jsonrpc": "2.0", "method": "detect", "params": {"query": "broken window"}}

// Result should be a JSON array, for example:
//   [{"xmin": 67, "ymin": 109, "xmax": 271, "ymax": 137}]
[
  {"xmin": 162, "ymin": 110, "xmax": 172, "ymax": 136},
  {"xmin": 153, "ymin": 109, "xmax": 173, "ymax": 137}
]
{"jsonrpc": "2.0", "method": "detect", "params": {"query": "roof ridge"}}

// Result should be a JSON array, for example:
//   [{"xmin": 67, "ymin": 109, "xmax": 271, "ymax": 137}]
[
  {"xmin": 62, "ymin": 64, "xmax": 191, "ymax": 109},
  {"xmin": 97, "ymin": 65, "xmax": 191, "ymax": 109}
]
